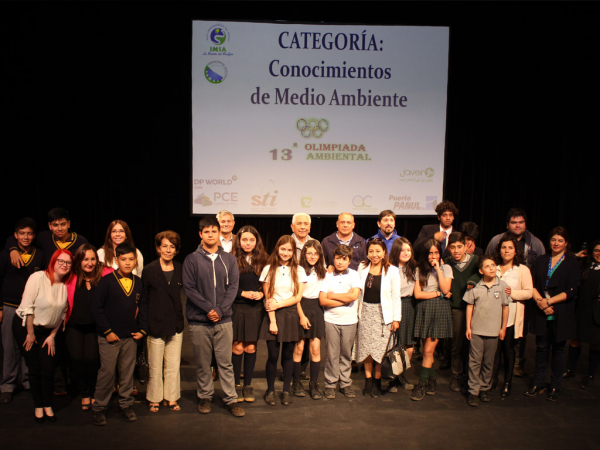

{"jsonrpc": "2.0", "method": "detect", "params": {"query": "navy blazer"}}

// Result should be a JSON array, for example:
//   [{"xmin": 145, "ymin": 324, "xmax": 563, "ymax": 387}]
[{"xmin": 142, "ymin": 259, "xmax": 184, "ymax": 339}]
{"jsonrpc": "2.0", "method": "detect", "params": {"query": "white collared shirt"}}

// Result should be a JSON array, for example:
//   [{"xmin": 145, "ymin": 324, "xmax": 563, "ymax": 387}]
[{"xmin": 219, "ymin": 235, "xmax": 233, "ymax": 253}]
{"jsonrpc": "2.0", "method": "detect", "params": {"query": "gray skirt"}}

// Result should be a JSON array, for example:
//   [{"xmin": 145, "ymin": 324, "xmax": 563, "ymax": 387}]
[
  {"xmin": 357, "ymin": 302, "xmax": 391, "ymax": 364},
  {"xmin": 413, "ymin": 296, "xmax": 452, "ymax": 339}
]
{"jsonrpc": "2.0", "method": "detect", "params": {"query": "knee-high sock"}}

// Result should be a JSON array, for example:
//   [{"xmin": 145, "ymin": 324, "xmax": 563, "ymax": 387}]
[
  {"xmin": 243, "ymin": 352, "xmax": 257, "ymax": 386},
  {"xmin": 310, "ymin": 360, "xmax": 320, "ymax": 382},
  {"xmin": 232, "ymin": 353, "xmax": 243, "ymax": 386}
]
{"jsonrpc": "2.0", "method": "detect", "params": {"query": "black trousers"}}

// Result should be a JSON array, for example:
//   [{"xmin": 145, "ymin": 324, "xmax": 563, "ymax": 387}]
[
  {"xmin": 65, "ymin": 323, "xmax": 100, "ymax": 398},
  {"xmin": 493, "ymin": 325, "xmax": 517, "ymax": 385},
  {"xmin": 533, "ymin": 321, "xmax": 566, "ymax": 390},
  {"xmin": 12, "ymin": 315, "xmax": 56, "ymax": 408}
]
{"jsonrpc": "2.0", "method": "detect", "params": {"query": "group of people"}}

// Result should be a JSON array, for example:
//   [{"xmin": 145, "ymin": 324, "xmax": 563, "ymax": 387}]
[{"xmin": 0, "ymin": 203, "xmax": 598, "ymax": 425}]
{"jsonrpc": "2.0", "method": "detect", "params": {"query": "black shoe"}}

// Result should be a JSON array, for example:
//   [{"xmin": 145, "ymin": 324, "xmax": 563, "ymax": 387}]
[
  {"xmin": 34, "ymin": 412, "xmax": 45, "ymax": 424},
  {"xmin": 324, "ymin": 388, "xmax": 335, "ymax": 399},
  {"xmin": 449, "ymin": 376, "xmax": 461, "ymax": 392},
  {"xmin": 371, "ymin": 379, "xmax": 381, "ymax": 398},
  {"xmin": 410, "ymin": 383, "xmax": 426, "ymax": 401},
  {"xmin": 467, "ymin": 394, "xmax": 479, "ymax": 407},
  {"xmin": 300, "ymin": 371, "xmax": 310, "ymax": 381},
  {"xmin": 121, "ymin": 407, "xmax": 137, "ymax": 422},
  {"xmin": 563, "ymin": 369, "xmax": 576, "ymax": 379},
  {"xmin": 340, "ymin": 386, "xmax": 356, "ymax": 398},
  {"xmin": 291, "ymin": 379, "xmax": 306, "ymax": 397},
  {"xmin": 425, "ymin": 377, "xmax": 437, "ymax": 395},
  {"xmin": 439, "ymin": 361, "xmax": 451, "ymax": 371},
  {"xmin": 197, "ymin": 398, "xmax": 212, "ymax": 413},
  {"xmin": 580, "ymin": 375, "xmax": 593, "ymax": 389},
  {"xmin": 93, "ymin": 410, "xmax": 107, "ymax": 426},
  {"xmin": 309, "ymin": 381, "xmax": 322, "ymax": 400},
  {"xmin": 235, "ymin": 384, "xmax": 244, "ymax": 402},
  {"xmin": 524, "ymin": 385, "xmax": 546, "ymax": 397},
  {"xmin": 45, "ymin": 410, "xmax": 57, "ymax": 423},
  {"xmin": 386, "ymin": 378, "xmax": 398, "ymax": 393},
  {"xmin": 398, "ymin": 374, "xmax": 415, "ymax": 391},
  {"xmin": 243, "ymin": 385, "xmax": 255, "ymax": 402},
  {"xmin": 264, "ymin": 391, "xmax": 276, "ymax": 406},
  {"xmin": 281, "ymin": 391, "xmax": 293, "ymax": 406},
  {"xmin": 501, "ymin": 383, "xmax": 512, "ymax": 397},
  {"xmin": 0, "ymin": 392, "xmax": 13, "ymax": 404},
  {"xmin": 547, "ymin": 389, "xmax": 560, "ymax": 401},
  {"xmin": 226, "ymin": 403, "xmax": 246, "ymax": 417},
  {"xmin": 479, "ymin": 390, "xmax": 491, "ymax": 402}
]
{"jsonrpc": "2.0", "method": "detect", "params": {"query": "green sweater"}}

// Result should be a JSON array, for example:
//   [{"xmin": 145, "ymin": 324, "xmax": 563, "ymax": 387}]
[{"xmin": 444, "ymin": 254, "xmax": 481, "ymax": 309}]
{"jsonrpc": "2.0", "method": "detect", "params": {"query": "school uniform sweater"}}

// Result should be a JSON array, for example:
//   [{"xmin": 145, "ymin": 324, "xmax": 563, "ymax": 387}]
[
  {"xmin": 444, "ymin": 254, "xmax": 481, "ymax": 309},
  {"xmin": 6, "ymin": 230, "xmax": 88, "ymax": 268},
  {"xmin": 92, "ymin": 271, "xmax": 148, "ymax": 339},
  {"xmin": 0, "ymin": 246, "xmax": 45, "ymax": 309}
]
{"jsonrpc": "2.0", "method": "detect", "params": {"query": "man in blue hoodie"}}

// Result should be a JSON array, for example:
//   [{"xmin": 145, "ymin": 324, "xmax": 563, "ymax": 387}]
[
  {"xmin": 371, "ymin": 210, "xmax": 400, "ymax": 254},
  {"xmin": 183, "ymin": 217, "xmax": 244, "ymax": 417}
]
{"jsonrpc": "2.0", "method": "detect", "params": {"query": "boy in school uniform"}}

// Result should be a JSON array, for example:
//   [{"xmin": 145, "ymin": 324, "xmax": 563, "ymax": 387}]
[
  {"xmin": 463, "ymin": 255, "xmax": 510, "ymax": 407},
  {"xmin": 319, "ymin": 245, "xmax": 362, "ymax": 399},
  {"xmin": 0, "ymin": 218, "xmax": 45, "ymax": 404},
  {"xmin": 92, "ymin": 243, "xmax": 148, "ymax": 425},
  {"xmin": 444, "ymin": 232, "xmax": 480, "ymax": 392}
]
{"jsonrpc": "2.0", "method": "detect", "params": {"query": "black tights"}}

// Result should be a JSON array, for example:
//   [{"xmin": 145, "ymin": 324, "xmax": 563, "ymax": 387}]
[
  {"xmin": 493, "ymin": 325, "xmax": 517, "ymax": 385},
  {"xmin": 266, "ymin": 340, "xmax": 294, "ymax": 392}
]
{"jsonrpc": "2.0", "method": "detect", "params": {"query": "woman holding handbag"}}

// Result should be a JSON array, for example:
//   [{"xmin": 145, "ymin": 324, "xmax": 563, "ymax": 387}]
[{"xmin": 356, "ymin": 238, "xmax": 401, "ymax": 398}]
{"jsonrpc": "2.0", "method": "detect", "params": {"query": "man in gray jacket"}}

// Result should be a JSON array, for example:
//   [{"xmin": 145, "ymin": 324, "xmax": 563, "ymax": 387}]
[{"xmin": 183, "ymin": 216, "xmax": 244, "ymax": 417}]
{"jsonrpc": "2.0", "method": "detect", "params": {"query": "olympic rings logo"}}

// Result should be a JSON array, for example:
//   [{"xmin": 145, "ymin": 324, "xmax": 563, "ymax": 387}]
[{"xmin": 296, "ymin": 118, "xmax": 329, "ymax": 139}]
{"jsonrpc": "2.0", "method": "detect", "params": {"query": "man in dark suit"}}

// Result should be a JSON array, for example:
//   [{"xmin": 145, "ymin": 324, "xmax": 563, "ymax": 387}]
[{"xmin": 413, "ymin": 200, "xmax": 458, "ymax": 256}]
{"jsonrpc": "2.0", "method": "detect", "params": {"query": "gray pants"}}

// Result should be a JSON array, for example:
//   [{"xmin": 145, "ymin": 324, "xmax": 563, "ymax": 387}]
[
  {"xmin": 93, "ymin": 337, "xmax": 137, "ymax": 411},
  {"xmin": 189, "ymin": 323, "xmax": 237, "ymax": 405},
  {"xmin": 468, "ymin": 334, "xmax": 498, "ymax": 395},
  {"xmin": 324, "ymin": 322, "xmax": 357, "ymax": 389},
  {"xmin": 1, "ymin": 306, "xmax": 29, "ymax": 393}
]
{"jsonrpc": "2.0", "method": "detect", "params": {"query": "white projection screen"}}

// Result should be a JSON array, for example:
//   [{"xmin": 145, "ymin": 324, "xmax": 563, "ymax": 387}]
[{"xmin": 191, "ymin": 21, "xmax": 449, "ymax": 216}]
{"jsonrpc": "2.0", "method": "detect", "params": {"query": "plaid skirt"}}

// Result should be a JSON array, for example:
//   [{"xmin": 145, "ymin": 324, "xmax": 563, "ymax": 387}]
[
  {"xmin": 413, "ymin": 296, "xmax": 453, "ymax": 339},
  {"xmin": 398, "ymin": 296, "xmax": 416, "ymax": 346}
]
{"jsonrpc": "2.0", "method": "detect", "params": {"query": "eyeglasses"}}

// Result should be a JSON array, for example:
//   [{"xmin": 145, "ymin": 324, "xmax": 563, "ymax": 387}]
[{"xmin": 57, "ymin": 259, "xmax": 72, "ymax": 267}]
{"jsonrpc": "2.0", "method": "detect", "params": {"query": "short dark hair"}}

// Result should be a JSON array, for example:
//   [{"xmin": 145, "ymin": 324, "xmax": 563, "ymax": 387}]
[
  {"xmin": 378, "ymin": 210, "xmax": 396, "ymax": 222},
  {"xmin": 115, "ymin": 242, "xmax": 136, "ymax": 258},
  {"xmin": 155, "ymin": 230, "xmax": 181, "ymax": 253},
  {"xmin": 459, "ymin": 222, "xmax": 479, "ymax": 240},
  {"xmin": 448, "ymin": 232, "xmax": 465, "ymax": 246},
  {"xmin": 334, "ymin": 244, "xmax": 353, "ymax": 260},
  {"xmin": 15, "ymin": 217, "xmax": 36, "ymax": 233},
  {"xmin": 48, "ymin": 208, "xmax": 69, "ymax": 223},
  {"xmin": 478, "ymin": 255, "xmax": 495, "ymax": 269},
  {"xmin": 435, "ymin": 200, "xmax": 458, "ymax": 217},
  {"xmin": 548, "ymin": 226, "xmax": 572, "ymax": 255},
  {"xmin": 506, "ymin": 208, "xmax": 527, "ymax": 224},
  {"xmin": 199, "ymin": 216, "xmax": 220, "ymax": 232}
]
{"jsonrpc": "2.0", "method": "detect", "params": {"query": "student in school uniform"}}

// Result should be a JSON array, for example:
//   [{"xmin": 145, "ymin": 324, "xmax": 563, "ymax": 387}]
[
  {"xmin": 259, "ymin": 235, "xmax": 307, "ymax": 406},
  {"xmin": 92, "ymin": 243, "xmax": 148, "ymax": 426},
  {"xmin": 98, "ymin": 220, "xmax": 144, "ymax": 276},
  {"xmin": 319, "ymin": 244, "xmax": 362, "ymax": 400},
  {"xmin": 0, "ymin": 218, "xmax": 44, "ymax": 404},
  {"xmin": 463, "ymin": 256, "xmax": 510, "ymax": 407}
]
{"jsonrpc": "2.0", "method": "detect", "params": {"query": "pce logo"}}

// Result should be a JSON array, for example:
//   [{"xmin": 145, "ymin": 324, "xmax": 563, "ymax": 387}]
[{"xmin": 296, "ymin": 118, "xmax": 329, "ymax": 139}]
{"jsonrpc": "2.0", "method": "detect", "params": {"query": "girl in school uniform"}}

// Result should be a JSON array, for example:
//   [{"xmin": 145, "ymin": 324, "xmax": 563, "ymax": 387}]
[
  {"xmin": 292, "ymin": 240, "xmax": 327, "ymax": 400},
  {"xmin": 260, "ymin": 235, "xmax": 307, "ymax": 406},
  {"xmin": 230, "ymin": 226, "xmax": 268, "ymax": 403},
  {"xmin": 411, "ymin": 239, "xmax": 453, "ymax": 401},
  {"xmin": 98, "ymin": 220, "xmax": 144, "ymax": 276}
]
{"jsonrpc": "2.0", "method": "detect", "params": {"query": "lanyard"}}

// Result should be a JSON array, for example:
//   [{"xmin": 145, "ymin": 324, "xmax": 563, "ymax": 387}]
[{"xmin": 545, "ymin": 254, "xmax": 564, "ymax": 290}]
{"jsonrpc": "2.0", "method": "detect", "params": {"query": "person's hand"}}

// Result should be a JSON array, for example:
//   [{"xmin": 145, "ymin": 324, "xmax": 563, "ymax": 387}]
[
  {"xmin": 535, "ymin": 298, "xmax": 545, "ymax": 310},
  {"xmin": 434, "ymin": 231, "xmax": 445, "ymax": 243},
  {"xmin": 106, "ymin": 332, "xmax": 120, "ymax": 343},
  {"xmin": 269, "ymin": 322, "xmax": 278, "ymax": 335},
  {"xmin": 300, "ymin": 316, "xmax": 311, "ymax": 330},
  {"xmin": 576, "ymin": 250, "xmax": 588, "ymax": 258},
  {"xmin": 327, "ymin": 265, "xmax": 335, "ymax": 274},
  {"xmin": 431, "ymin": 259, "xmax": 440, "ymax": 270},
  {"xmin": 445, "ymin": 292, "xmax": 452, "ymax": 298},
  {"xmin": 132, "ymin": 332, "xmax": 143, "ymax": 340},
  {"xmin": 505, "ymin": 286, "xmax": 512, "ymax": 296},
  {"xmin": 24, "ymin": 332, "xmax": 37, "ymax": 351},
  {"xmin": 466, "ymin": 328, "xmax": 472, "ymax": 340},
  {"xmin": 207, "ymin": 309, "xmax": 220, "ymax": 322},
  {"xmin": 265, "ymin": 300, "xmax": 279, "ymax": 312},
  {"xmin": 465, "ymin": 240, "xmax": 476, "ymax": 255},
  {"xmin": 0, "ymin": 310, "xmax": 3, "ymax": 323},
  {"xmin": 499, "ymin": 328, "xmax": 506, "ymax": 340},
  {"xmin": 42, "ymin": 334, "xmax": 56, "ymax": 356},
  {"xmin": 466, "ymin": 285, "xmax": 474, "ymax": 291},
  {"xmin": 390, "ymin": 321, "xmax": 399, "ymax": 332},
  {"xmin": 545, "ymin": 306, "xmax": 555, "ymax": 316},
  {"xmin": 10, "ymin": 250, "xmax": 24, "ymax": 269},
  {"xmin": 254, "ymin": 291, "xmax": 264, "ymax": 301}
]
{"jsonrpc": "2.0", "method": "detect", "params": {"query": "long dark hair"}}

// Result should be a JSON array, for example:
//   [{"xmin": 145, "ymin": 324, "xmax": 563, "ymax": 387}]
[
  {"xmin": 360, "ymin": 238, "xmax": 390, "ymax": 275},
  {"xmin": 231, "ymin": 226, "xmax": 267, "ymax": 276},
  {"xmin": 417, "ymin": 239, "xmax": 440, "ymax": 289},
  {"xmin": 73, "ymin": 244, "xmax": 105, "ymax": 288},
  {"xmin": 101, "ymin": 220, "xmax": 135, "ymax": 265},
  {"xmin": 299, "ymin": 240, "xmax": 326, "ymax": 280},
  {"xmin": 389, "ymin": 237, "xmax": 416, "ymax": 282},
  {"xmin": 582, "ymin": 239, "xmax": 600, "ymax": 281},
  {"xmin": 264, "ymin": 235, "xmax": 300, "ymax": 299},
  {"xmin": 494, "ymin": 233, "xmax": 525, "ymax": 267}
]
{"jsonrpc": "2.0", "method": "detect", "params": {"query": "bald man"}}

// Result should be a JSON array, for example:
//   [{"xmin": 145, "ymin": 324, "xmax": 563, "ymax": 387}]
[{"xmin": 322, "ymin": 213, "xmax": 366, "ymax": 270}]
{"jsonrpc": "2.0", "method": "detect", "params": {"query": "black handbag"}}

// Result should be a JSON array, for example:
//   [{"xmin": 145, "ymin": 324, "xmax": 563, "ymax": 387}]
[
  {"xmin": 135, "ymin": 338, "xmax": 150, "ymax": 384},
  {"xmin": 381, "ymin": 330, "xmax": 411, "ymax": 379}
]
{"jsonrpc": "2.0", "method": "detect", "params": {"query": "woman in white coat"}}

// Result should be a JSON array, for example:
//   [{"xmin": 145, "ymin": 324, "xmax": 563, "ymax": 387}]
[{"xmin": 356, "ymin": 238, "xmax": 401, "ymax": 398}]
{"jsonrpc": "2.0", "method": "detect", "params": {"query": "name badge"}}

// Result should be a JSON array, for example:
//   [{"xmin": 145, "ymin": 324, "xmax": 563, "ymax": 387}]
[{"xmin": 136, "ymin": 293, "xmax": 141, "ymax": 301}]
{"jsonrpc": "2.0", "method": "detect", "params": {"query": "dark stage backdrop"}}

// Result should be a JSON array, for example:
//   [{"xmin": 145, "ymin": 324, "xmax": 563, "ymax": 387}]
[{"xmin": 1, "ymin": 1, "xmax": 599, "ymax": 263}]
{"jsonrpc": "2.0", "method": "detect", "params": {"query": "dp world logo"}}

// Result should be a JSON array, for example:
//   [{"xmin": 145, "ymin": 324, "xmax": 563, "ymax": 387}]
[
  {"xmin": 297, "ymin": 118, "xmax": 329, "ymax": 138},
  {"xmin": 205, "ymin": 61, "xmax": 227, "ymax": 84},
  {"xmin": 208, "ymin": 25, "xmax": 229, "ymax": 45}
]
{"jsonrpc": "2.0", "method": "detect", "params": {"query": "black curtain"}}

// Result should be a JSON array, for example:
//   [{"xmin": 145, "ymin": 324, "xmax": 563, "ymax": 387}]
[{"xmin": 1, "ymin": 1, "xmax": 599, "ymax": 261}]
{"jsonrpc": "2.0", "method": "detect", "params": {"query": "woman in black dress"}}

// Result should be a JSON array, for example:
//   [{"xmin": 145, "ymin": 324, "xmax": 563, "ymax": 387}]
[
  {"xmin": 525, "ymin": 227, "xmax": 580, "ymax": 401},
  {"xmin": 231, "ymin": 226, "xmax": 267, "ymax": 403},
  {"xmin": 564, "ymin": 239, "xmax": 600, "ymax": 389}
]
